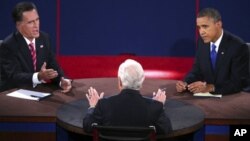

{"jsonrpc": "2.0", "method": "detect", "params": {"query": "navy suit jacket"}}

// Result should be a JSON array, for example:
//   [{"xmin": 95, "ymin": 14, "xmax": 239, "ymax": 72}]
[
  {"xmin": 83, "ymin": 89, "xmax": 172, "ymax": 134},
  {"xmin": 0, "ymin": 31, "xmax": 64, "ymax": 91},
  {"xmin": 185, "ymin": 31, "xmax": 249, "ymax": 94}
]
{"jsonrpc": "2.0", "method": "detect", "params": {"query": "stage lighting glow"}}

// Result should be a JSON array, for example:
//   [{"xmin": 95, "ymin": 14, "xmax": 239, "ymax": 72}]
[{"xmin": 144, "ymin": 70, "xmax": 183, "ymax": 79}]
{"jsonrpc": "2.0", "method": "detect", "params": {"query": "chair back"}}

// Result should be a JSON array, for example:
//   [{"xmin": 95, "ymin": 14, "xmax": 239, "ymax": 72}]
[{"xmin": 92, "ymin": 123, "xmax": 156, "ymax": 141}]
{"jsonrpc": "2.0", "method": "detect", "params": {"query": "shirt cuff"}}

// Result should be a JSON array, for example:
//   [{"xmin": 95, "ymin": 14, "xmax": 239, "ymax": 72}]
[
  {"xmin": 87, "ymin": 107, "xmax": 95, "ymax": 114},
  {"xmin": 32, "ymin": 72, "xmax": 42, "ymax": 87}
]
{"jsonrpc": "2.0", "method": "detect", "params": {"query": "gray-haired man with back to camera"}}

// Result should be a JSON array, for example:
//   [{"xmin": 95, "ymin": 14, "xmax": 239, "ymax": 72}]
[{"xmin": 83, "ymin": 59, "xmax": 172, "ymax": 135}]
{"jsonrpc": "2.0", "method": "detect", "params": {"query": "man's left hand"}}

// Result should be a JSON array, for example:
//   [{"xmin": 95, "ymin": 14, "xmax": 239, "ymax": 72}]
[{"xmin": 60, "ymin": 77, "xmax": 72, "ymax": 93}]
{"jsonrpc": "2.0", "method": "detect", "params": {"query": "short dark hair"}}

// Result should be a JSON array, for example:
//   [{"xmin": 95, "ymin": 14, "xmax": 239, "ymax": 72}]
[
  {"xmin": 197, "ymin": 8, "xmax": 221, "ymax": 22},
  {"xmin": 12, "ymin": 1, "xmax": 37, "ymax": 23}
]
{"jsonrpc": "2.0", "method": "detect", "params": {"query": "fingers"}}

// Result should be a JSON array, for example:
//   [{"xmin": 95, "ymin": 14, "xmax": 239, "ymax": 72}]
[
  {"xmin": 41, "ymin": 62, "xmax": 46, "ymax": 71},
  {"xmin": 86, "ymin": 87, "xmax": 104, "ymax": 99},
  {"xmin": 153, "ymin": 89, "xmax": 161, "ymax": 97},
  {"xmin": 88, "ymin": 87, "xmax": 96, "ymax": 96},
  {"xmin": 154, "ymin": 89, "xmax": 166, "ymax": 98},
  {"xmin": 153, "ymin": 92, "xmax": 156, "ymax": 97},
  {"xmin": 40, "ymin": 62, "xmax": 58, "ymax": 80},
  {"xmin": 159, "ymin": 89, "xmax": 166, "ymax": 98},
  {"xmin": 100, "ymin": 92, "xmax": 105, "ymax": 99},
  {"xmin": 176, "ymin": 81, "xmax": 187, "ymax": 92},
  {"xmin": 86, "ymin": 94, "xmax": 90, "ymax": 100},
  {"xmin": 46, "ymin": 69, "xmax": 58, "ymax": 78},
  {"xmin": 85, "ymin": 87, "xmax": 104, "ymax": 108},
  {"xmin": 61, "ymin": 84, "xmax": 72, "ymax": 93},
  {"xmin": 187, "ymin": 81, "xmax": 206, "ymax": 93},
  {"xmin": 60, "ymin": 78, "xmax": 72, "ymax": 93},
  {"xmin": 61, "ymin": 87, "xmax": 71, "ymax": 93},
  {"xmin": 152, "ymin": 89, "xmax": 166, "ymax": 104},
  {"xmin": 39, "ymin": 69, "xmax": 58, "ymax": 80}
]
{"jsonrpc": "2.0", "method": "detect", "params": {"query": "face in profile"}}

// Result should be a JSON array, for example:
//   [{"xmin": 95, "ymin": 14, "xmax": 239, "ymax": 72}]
[
  {"xmin": 196, "ymin": 16, "xmax": 222, "ymax": 43},
  {"xmin": 16, "ymin": 9, "xmax": 40, "ymax": 41}
]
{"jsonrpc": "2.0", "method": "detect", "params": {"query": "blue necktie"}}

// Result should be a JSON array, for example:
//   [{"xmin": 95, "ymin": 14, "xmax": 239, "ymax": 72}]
[{"xmin": 210, "ymin": 44, "xmax": 217, "ymax": 70}]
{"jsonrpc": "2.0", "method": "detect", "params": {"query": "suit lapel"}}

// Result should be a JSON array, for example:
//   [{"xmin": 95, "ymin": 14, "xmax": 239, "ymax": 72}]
[
  {"xmin": 215, "ymin": 33, "xmax": 228, "ymax": 73},
  {"xmin": 36, "ymin": 38, "xmax": 42, "ymax": 69},
  {"xmin": 15, "ymin": 32, "xmax": 34, "ymax": 72},
  {"xmin": 204, "ymin": 43, "xmax": 211, "ymax": 68}
]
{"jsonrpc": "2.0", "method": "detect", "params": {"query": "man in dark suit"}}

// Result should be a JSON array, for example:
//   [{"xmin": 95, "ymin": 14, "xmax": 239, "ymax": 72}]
[
  {"xmin": 0, "ymin": 2, "xmax": 71, "ymax": 92},
  {"xmin": 176, "ymin": 8, "xmax": 249, "ymax": 95},
  {"xmin": 83, "ymin": 59, "xmax": 172, "ymax": 135}
]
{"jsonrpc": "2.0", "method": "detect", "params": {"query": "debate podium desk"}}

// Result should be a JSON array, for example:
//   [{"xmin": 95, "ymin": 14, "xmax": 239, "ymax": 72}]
[{"xmin": 1, "ymin": 78, "xmax": 250, "ymax": 141}]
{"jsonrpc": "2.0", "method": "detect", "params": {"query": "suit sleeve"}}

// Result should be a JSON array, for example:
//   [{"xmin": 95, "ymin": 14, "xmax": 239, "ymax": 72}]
[
  {"xmin": 154, "ymin": 107, "xmax": 172, "ymax": 135},
  {"xmin": 82, "ymin": 100, "xmax": 104, "ymax": 133},
  {"xmin": 151, "ymin": 101, "xmax": 172, "ymax": 135},
  {"xmin": 42, "ymin": 33, "xmax": 65, "ymax": 85},
  {"xmin": 214, "ymin": 43, "xmax": 249, "ymax": 94},
  {"xmin": 82, "ymin": 107, "xmax": 96, "ymax": 133}
]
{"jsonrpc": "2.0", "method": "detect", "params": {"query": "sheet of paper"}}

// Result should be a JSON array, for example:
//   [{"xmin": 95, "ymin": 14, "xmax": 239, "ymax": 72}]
[
  {"xmin": 6, "ymin": 89, "xmax": 51, "ymax": 101},
  {"xmin": 193, "ymin": 92, "xmax": 222, "ymax": 98}
]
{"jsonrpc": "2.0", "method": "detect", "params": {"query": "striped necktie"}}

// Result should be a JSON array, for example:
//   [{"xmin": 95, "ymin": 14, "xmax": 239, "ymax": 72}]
[{"xmin": 28, "ymin": 43, "xmax": 36, "ymax": 71}]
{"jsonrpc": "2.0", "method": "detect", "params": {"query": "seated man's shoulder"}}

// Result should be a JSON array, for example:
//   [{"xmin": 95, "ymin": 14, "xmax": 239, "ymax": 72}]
[
  {"xmin": 225, "ymin": 31, "xmax": 245, "ymax": 45},
  {"xmin": 142, "ymin": 96, "xmax": 163, "ymax": 107}
]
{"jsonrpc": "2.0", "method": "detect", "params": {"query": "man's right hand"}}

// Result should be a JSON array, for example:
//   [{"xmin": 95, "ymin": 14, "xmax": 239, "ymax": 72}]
[
  {"xmin": 85, "ymin": 87, "xmax": 104, "ymax": 108},
  {"xmin": 176, "ymin": 81, "xmax": 187, "ymax": 92},
  {"xmin": 38, "ymin": 62, "xmax": 58, "ymax": 81}
]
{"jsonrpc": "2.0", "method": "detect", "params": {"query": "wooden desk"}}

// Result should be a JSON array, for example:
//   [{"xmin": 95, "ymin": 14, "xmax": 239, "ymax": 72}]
[
  {"xmin": 0, "ymin": 84, "xmax": 85, "ymax": 141},
  {"xmin": 57, "ymin": 78, "xmax": 250, "ymax": 141},
  {"xmin": 1, "ymin": 78, "xmax": 250, "ymax": 141},
  {"xmin": 67, "ymin": 78, "xmax": 250, "ymax": 125}
]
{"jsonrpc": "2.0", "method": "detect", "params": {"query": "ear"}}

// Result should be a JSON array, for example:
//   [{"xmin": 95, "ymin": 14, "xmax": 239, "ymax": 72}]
[
  {"xmin": 118, "ymin": 77, "xmax": 123, "ymax": 90},
  {"xmin": 16, "ymin": 22, "xmax": 21, "ymax": 30},
  {"xmin": 216, "ymin": 20, "xmax": 222, "ymax": 28}
]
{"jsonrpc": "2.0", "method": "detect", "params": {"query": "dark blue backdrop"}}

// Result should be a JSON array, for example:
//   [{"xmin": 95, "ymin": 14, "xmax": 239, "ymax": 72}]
[
  {"xmin": 1, "ymin": 0, "xmax": 250, "ymax": 56},
  {"xmin": 60, "ymin": 0, "xmax": 196, "ymax": 56}
]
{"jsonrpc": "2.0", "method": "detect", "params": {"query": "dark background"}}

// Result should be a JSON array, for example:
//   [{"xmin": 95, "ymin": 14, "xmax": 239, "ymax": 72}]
[{"xmin": 0, "ymin": 0, "xmax": 250, "ymax": 56}]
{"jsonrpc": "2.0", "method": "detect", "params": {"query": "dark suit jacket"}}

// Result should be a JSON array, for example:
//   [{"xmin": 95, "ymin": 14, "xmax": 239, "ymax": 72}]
[
  {"xmin": 0, "ymin": 31, "xmax": 64, "ymax": 91},
  {"xmin": 83, "ymin": 89, "xmax": 172, "ymax": 135},
  {"xmin": 185, "ymin": 31, "xmax": 249, "ymax": 94}
]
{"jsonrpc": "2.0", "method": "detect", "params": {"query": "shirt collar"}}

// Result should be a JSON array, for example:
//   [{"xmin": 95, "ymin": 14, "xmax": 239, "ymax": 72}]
[
  {"xmin": 210, "ymin": 30, "xmax": 223, "ymax": 52},
  {"xmin": 23, "ymin": 36, "xmax": 36, "ymax": 46}
]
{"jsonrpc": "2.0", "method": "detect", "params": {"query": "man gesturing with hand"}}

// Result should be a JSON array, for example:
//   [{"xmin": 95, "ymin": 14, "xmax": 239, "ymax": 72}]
[{"xmin": 0, "ymin": 2, "xmax": 71, "ymax": 93}]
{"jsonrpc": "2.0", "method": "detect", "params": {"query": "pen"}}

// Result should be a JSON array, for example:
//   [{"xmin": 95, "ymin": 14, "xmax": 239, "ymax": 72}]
[{"xmin": 30, "ymin": 95, "xmax": 42, "ymax": 98}]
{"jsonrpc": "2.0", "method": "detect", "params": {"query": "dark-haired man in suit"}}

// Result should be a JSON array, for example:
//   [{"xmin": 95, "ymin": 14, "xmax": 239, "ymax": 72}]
[
  {"xmin": 0, "ymin": 2, "xmax": 71, "ymax": 92},
  {"xmin": 176, "ymin": 8, "xmax": 249, "ymax": 95}
]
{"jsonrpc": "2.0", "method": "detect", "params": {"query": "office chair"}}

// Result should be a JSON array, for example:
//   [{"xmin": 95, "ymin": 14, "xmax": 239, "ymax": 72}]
[{"xmin": 92, "ymin": 123, "xmax": 156, "ymax": 141}]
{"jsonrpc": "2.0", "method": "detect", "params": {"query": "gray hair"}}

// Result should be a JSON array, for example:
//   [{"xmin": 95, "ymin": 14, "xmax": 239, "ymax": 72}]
[
  {"xmin": 118, "ymin": 59, "xmax": 145, "ymax": 90},
  {"xmin": 197, "ymin": 8, "xmax": 221, "ymax": 22}
]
